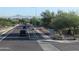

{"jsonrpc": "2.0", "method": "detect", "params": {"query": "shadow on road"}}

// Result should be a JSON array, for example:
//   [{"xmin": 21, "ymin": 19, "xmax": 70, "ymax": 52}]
[{"xmin": 0, "ymin": 32, "xmax": 46, "ymax": 41}]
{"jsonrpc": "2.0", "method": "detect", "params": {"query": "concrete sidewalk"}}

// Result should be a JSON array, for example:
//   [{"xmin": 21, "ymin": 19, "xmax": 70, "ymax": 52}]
[{"xmin": 35, "ymin": 27, "xmax": 79, "ymax": 43}]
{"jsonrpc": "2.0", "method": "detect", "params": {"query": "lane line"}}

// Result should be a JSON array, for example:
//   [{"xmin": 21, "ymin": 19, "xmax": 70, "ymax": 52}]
[
  {"xmin": 0, "ymin": 28, "xmax": 14, "ymax": 41},
  {"xmin": 0, "ymin": 25, "xmax": 19, "ymax": 42},
  {"xmin": 0, "ymin": 37, "xmax": 37, "ymax": 39}
]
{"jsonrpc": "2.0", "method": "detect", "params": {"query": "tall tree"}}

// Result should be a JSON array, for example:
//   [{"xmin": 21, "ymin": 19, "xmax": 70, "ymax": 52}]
[
  {"xmin": 52, "ymin": 11, "xmax": 79, "ymax": 39},
  {"xmin": 41, "ymin": 10, "xmax": 55, "ymax": 27},
  {"xmin": 30, "ymin": 17, "xmax": 41, "ymax": 26}
]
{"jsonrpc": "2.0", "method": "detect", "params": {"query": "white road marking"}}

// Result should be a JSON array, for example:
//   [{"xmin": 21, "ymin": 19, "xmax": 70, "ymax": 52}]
[
  {"xmin": 0, "ymin": 28, "xmax": 13, "ymax": 41},
  {"xmin": 37, "ymin": 40, "xmax": 59, "ymax": 51},
  {"xmin": 0, "ymin": 25, "xmax": 19, "ymax": 42},
  {"xmin": 0, "ymin": 47, "xmax": 10, "ymax": 50},
  {"xmin": 0, "ymin": 37, "xmax": 38, "ymax": 39},
  {"xmin": 35, "ymin": 28, "xmax": 60, "ymax": 51},
  {"xmin": 44, "ymin": 39, "xmax": 79, "ymax": 43}
]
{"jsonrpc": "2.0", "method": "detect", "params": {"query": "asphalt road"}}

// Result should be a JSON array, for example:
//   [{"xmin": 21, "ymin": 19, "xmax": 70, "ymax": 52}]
[
  {"xmin": 0, "ymin": 24, "xmax": 45, "ymax": 51},
  {"xmin": 0, "ymin": 24, "xmax": 79, "ymax": 51},
  {"xmin": 48, "ymin": 41, "xmax": 79, "ymax": 51}
]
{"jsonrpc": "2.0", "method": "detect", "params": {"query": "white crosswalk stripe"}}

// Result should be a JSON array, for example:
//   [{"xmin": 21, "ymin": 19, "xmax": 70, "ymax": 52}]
[{"xmin": 37, "ymin": 40, "xmax": 59, "ymax": 51}]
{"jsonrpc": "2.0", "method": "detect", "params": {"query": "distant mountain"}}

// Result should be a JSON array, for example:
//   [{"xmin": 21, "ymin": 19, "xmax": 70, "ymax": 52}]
[
  {"xmin": 0, "ymin": 15, "xmax": 41, "ymax": 20},
  {"xmin": 9, "ymin": 15, "xmax": 33, "ymax": 19}
]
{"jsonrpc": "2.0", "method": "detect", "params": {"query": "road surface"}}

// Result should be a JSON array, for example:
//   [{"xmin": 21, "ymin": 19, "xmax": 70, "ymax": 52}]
[{"xmin": 0, "ymin": 24, "xmax": 79, "ymax": 51}]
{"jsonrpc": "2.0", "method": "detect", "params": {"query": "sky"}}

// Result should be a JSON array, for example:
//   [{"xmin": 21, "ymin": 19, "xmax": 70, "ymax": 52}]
[{"xmin": 0, "ymin": 7, "xmax": 79, "ymax": 17}]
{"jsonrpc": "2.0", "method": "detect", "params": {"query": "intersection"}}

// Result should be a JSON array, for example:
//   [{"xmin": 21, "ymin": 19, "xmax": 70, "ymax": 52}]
[{"xmin": 0, "ymin": 24, "xmax": 79, "ymax": 51}]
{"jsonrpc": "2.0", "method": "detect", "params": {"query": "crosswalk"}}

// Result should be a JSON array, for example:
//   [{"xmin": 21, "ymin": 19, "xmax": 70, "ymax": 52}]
[
  {"xmin": 35, "ymin": 29, "xmax": 59, "ymax": 51},
  {"xmin": 37, "ymin": 40, "xmax": 59, "ymax": 51},
  {"xmin": 0, "ymin": 24, "xmax": 60, "ymax": 51}
]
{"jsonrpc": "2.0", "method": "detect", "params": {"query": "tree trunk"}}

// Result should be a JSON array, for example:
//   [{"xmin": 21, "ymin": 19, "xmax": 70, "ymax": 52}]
[
  {"xmin": 73, "ymin": 27, "xmax": 76, "ymax": 40},
  {"xmin": 58, "ymin": 30, "xmax": 64, "ymax": 40}
]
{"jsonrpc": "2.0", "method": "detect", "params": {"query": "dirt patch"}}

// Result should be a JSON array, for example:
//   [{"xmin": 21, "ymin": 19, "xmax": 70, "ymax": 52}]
[{"xmin": 38, "ymin": 27, "xmax": 48, "ymax": 33}]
